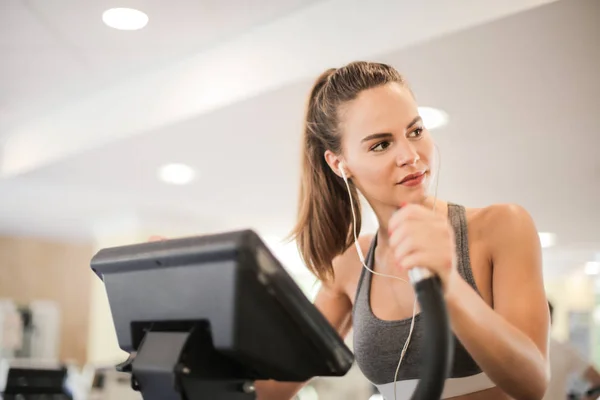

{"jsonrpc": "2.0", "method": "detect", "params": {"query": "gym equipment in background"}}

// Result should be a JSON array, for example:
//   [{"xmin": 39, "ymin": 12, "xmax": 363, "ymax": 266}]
[
  {"xmin": 0, "ymin": 300, "xmax": 61, "ymax": 360},
  {"xmin": 0, "ymin": 359, "xmax": 77, "ymax": 400}
]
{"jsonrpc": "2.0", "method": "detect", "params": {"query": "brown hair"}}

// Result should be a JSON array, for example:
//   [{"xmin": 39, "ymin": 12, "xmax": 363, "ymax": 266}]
[{"xmin": 290, "ymin": 61, "xmax": 406, "ymax": 282}]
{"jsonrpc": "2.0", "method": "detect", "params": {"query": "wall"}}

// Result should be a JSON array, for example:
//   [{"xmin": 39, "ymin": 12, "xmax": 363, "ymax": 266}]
[
  {"xmin": 87, "ymin": 232, "xmax": 148, "ymax": 365},
  {"xmin": 0, "ymin": 235, "xmax": 94, "ymax": 365},
  {"xmin": 87, "ymin": 274, "xmax": 129, "ymax": 365},
  {"xmin": 545, "ymin": 271, "xmax": 600, "ymax": 367},
  {"xmin": 546, "ymin": 273, "xmax": 596, "ymax": 341}
]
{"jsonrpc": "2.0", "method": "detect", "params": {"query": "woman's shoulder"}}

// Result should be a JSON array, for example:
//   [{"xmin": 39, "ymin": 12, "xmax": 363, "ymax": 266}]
[
  {"xmin": 465, "ymin": 203, "xmax": 535, "ymax": 230},
  {"xmin": 463, "ymin": 203, "xmax": 538, "ymax": 252}
]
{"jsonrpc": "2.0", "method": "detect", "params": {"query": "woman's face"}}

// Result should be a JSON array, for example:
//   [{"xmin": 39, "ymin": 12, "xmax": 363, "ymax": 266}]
[{"xmin": 334, "ymin": 82, "xmax": 435, "ymax": 211}]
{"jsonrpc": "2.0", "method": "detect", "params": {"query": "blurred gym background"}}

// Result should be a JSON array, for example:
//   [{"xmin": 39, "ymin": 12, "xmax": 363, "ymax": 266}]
[{"xmin": 1, "ymin": 0, "xmax": 599, "ymax": 399}]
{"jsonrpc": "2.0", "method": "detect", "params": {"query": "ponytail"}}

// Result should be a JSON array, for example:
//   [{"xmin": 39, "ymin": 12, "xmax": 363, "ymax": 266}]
[
  {"xmin": 290, "ymin": 61, "xmax": 405, "ymax": 282},
  {"xmin": 290, "ymin": 69, "xmax": 362, "ymax": 282}
]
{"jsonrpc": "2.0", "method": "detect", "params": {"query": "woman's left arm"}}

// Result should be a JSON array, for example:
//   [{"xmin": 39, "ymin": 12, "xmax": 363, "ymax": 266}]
[{"xmin": 446, "ymin": 204, "xmax": 550, "ymax": 400}]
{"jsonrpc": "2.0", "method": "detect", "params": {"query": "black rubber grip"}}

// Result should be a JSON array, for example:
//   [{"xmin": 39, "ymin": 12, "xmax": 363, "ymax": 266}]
[{"xmin": 410, "ymin": 276, "xmax": 454, "ymax": 400}]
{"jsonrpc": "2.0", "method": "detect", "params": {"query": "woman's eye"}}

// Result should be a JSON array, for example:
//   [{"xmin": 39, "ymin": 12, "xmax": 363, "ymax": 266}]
[
  {"xmin": 407, "ymin": 127, "xmax": 424, "ymax": 139},
  {"xmin": 371, "ymin": 141, "xmax": 391, "ymax": 152}
]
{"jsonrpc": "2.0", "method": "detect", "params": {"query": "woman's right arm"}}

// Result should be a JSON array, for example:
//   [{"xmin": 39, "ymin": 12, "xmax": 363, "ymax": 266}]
[{"xmin": 255, "ymin": 281, "xmax": 353, "ymax": 400}]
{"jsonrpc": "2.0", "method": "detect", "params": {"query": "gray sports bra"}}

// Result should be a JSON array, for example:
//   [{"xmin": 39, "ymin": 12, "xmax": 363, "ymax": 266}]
[{"xmin": 352, "ymin": 203, "xmax": 496, "ymax": 399}]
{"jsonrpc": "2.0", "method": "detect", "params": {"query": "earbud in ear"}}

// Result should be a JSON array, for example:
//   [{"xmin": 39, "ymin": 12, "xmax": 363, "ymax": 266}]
[{"xmin": 339, "ymin": 162, "xmax": 347, "ymax": 180}]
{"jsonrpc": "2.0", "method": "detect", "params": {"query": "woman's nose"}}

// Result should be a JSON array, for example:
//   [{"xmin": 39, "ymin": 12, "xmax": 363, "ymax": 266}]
[{"xmin": 395, "ymin": 142, "xmax": 420, "ymax": 167}]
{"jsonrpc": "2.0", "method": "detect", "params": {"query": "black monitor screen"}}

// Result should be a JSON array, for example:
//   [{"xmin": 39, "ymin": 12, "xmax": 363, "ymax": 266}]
[{"xmin": 91, "ymin": 229, "xmax": 354, "ymax": 382}]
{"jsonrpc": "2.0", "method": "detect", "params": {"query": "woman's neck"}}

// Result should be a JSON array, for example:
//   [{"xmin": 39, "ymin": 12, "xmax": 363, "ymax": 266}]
[{"xmin": 374, "ymin": 196, "xmax": 447, "ymax": 247}]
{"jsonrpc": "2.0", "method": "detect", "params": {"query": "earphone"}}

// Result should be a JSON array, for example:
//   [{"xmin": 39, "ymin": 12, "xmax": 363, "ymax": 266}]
[
  {"xmin": 339, "ymin": 163, "xmax": 410, "ymax": 284},
  {"xmin": 339, "ymin": 145, "xmax": 441, "ymax": 400}
]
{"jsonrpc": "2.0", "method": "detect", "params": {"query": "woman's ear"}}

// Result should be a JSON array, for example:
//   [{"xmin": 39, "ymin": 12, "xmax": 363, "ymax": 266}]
[{"xmin": 324, "ymin": 150, "xmax": 350, "ymax": 179}]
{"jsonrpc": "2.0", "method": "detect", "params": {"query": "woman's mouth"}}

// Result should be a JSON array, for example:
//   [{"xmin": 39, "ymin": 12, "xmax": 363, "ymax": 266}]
[{"xmin": 398, "ymin": 171, "xmax": 426, "ymax": 187}]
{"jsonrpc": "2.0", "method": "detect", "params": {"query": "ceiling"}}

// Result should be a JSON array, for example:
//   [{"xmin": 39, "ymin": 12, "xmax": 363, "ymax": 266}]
[
  {"xmin": 0, "ymin": 0, "xmax": 324, "ymax": 131},
  {"xmin": 1, "ymin": 0, "xmax": 597, "ymax": 280}
]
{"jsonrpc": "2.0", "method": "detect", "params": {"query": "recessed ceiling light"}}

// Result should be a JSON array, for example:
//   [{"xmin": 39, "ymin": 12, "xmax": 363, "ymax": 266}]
[
  {"xmin": 102, "ymin": 8, "xmax": 149, "ymax": 31},
  {"xmin": 585, "ymin": 261, "xmax": 600, "ymax": 276},
  {"xmin": 538, "ymin": 232, "xmax": 556, "ymax": 248},
  {"xmin": 418, "ymin": 107, "xmax": 449, "ymax": 130},
  {"xmin": 158, "ymin": 163, "xmax": 195, "ymax": 185}
]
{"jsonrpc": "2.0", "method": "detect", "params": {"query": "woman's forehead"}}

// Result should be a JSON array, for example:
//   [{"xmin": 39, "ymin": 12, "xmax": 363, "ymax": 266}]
[{"xmin": 340, "ymin": 84, "xmax": 419, "ymax": 138}]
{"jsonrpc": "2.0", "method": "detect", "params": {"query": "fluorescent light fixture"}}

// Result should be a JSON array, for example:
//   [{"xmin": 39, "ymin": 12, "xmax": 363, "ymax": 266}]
[
  {"xmin": 418, "ymin": 107, "xmax": 449, "ymax": 130},
  {"xmin": 158, "ymin": 163, "xmax": 195, "ymax": 185},
  {"xmin": 585, "ymin": 261, "xmax": 600, "ymax": 276},
  {"xmin": 538, "ymin": 232, "xmax": 556, "ymax": 248},
  {"xmin": 102, "ymin": 8, "xmax": 149, "ymax": 31}
]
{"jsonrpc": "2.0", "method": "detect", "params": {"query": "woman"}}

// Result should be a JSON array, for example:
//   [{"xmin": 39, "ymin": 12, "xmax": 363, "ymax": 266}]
[{"xmin": 256, "ymin": 61, "xmax": 550, "ymax": 399}]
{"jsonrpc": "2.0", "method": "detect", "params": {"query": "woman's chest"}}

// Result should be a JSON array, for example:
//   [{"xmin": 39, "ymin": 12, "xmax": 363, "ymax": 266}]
[{"xmin": 346, "ymin": 238, "xmax": 495, "ymax": 319}]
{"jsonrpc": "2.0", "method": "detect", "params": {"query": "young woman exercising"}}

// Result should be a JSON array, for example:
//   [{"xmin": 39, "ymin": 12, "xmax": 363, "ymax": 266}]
[{"xmin": 256, "ymin": 61, "xmax": 550, "ymax": 400}]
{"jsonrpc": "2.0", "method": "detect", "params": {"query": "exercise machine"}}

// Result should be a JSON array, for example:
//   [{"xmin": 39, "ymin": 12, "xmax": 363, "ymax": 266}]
[
  {"xmin": 87, "ymin": 366, "xmax": 142, "ymax": 400},
  {"xmin": 0, "ymin": 359, "xmax": 77, "ymax": 400},
  {"xmin": 91, "ymin": 229, "xmax": 453, "ymax": 400},
  {"xmin": 0, "ymin": 300, "xmax": 61, "ymax": 360}
]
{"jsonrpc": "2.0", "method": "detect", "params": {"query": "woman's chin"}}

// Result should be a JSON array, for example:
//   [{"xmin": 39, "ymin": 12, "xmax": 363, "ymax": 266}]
[{"xmin": 395, "ymin": 184, "xmax": 428, "ymax": 203}]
